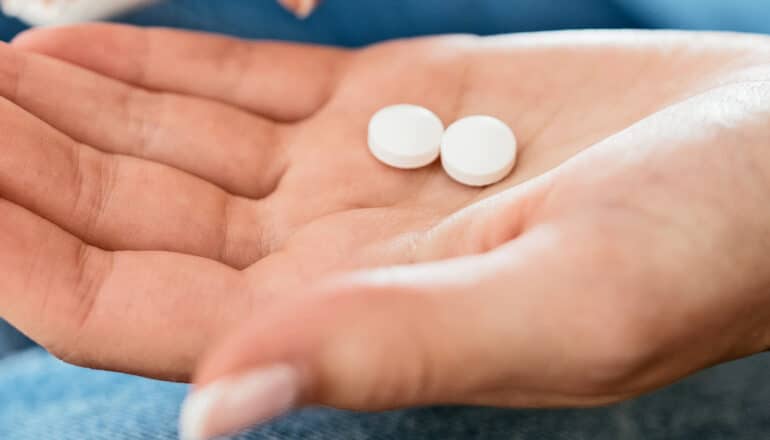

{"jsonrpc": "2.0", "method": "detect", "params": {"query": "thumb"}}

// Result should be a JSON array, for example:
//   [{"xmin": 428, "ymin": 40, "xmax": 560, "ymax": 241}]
[
  {"xmin": 174, "ymin": 206, "xmax": 600, "ymax": 439},
  {"xmin": 177, "ymin": 250, "xmax": 530, "ymax": 440},
  {"xmin": 177, "ymin": 180, "xmax": 568, "ymax": 440}
]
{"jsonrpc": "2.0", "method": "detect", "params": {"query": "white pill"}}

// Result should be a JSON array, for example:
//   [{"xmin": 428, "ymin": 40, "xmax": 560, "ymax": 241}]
[
  {"xmin": 441, "ymin": 115, "xmax": 518, "ymax": 187},
  {"xmin": 368, "ymin": 104, "xmax": 444, "ymax": 169}
]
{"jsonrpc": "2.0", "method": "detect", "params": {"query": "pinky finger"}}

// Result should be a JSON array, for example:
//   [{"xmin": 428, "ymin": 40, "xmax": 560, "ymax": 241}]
[{"xmin": 0, "ymin": 197, "xmax": 251, "ymax": 381}]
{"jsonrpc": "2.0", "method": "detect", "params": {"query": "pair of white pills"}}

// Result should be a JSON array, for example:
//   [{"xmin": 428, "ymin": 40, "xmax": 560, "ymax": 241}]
[{"xmin": 368, "ymin": 104, "xmax": 518, "ymax": 187}]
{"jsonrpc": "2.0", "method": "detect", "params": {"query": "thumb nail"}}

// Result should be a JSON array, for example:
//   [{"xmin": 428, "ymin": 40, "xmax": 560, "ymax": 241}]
[{"xmin": 179, "ymin": 364, "xmax": 300, "ymax": 440}]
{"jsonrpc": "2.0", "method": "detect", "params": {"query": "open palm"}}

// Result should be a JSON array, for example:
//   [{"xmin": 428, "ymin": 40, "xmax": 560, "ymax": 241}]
[{"xmin": 0, "ymin": 25, "xmax": 764, "ymax": 381}]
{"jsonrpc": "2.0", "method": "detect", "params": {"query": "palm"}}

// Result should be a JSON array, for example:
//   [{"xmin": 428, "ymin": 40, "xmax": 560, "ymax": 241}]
[
  {"xmin": 0, "ymin": 27, "xmax": 753, "ymax": 380},
  {"xmin": 242, "ymin": 32, "xmax": 744, "ymax": 283}
]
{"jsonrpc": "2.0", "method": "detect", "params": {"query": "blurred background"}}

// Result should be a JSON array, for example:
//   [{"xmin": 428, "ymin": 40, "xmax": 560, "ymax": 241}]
[{"xmin": 2, "ymin": 0, "xmax": 770, "ymax": 44}]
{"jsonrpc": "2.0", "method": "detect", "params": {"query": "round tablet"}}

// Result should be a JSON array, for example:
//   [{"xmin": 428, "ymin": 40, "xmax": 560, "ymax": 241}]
[
  {"xmin": 441, "ymin": 115, "xmax": 518, "ymax": 187},
  {"xmin": 368, "ymin": 104, "xmax": 444, "ymax": 169}
]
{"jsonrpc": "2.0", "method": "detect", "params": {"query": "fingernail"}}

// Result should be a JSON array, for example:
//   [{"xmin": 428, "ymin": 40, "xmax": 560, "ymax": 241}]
[
  {"xmin": 277, "ymin": 0, "xmax": 318, "ymax": 19},
  {"xmin": 179, "ymin": 365, "xmax": 300, "ymax": 440},
  {"xmin": 293, "ymin": 0, "xmax": 318, "ymax": 18}
]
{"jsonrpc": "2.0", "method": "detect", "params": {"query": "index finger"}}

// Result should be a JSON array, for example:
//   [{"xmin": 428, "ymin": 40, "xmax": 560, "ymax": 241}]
[{"xmin": 13, "ymin": 24, "xmax": 349, "ymax": 121}]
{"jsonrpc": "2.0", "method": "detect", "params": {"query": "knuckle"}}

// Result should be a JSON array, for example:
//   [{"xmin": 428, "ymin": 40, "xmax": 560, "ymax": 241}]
[
  {"xmin": 311, "ymin": 287, "xmax": 440, "ymax": 409},
  {"xmin": 70, "ymin": 149, "xmax": 118, "ymax": 239},
  {"xmin": 317, "ymin": 319, "xmax": 429, "ymax": 410},
  {"xmin": 70, "ymin": 244, "xmax": 111, "ymax": 333},
  {"xmin": 125, "ymin": 87, "xmax": 163, "ymax": 157},
  {"xmin": 571, "ymin": 254, "xmax": 658, "ymax": 394},
  {"xmin": 0, "ymin": 45, "xmax": 24, "ymax": 102},
  {"xmin": 553, "ymin": 232, "xmax": 661, "ymax": 396},
  {"xmin": 47, "ymin": 245, "xmax": 113, "ymax": 370},
  {"xmin": 571, "ymin": 310, "xmax": 659, "ymax": 397}
]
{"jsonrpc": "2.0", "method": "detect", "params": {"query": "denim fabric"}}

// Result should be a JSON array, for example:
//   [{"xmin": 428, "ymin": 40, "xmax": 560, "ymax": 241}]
[
  {"xmin": 0, "ymin": 322, "xmax": 31, "ymax": 359},
  {"xmin": 1, "ymin": 348, "xmax": 770, "ymax": 439}
]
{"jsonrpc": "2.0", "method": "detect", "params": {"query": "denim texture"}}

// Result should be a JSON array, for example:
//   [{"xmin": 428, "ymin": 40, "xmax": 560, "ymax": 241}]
[
  {"xmin": 1, "ymin": 348, "xmax": 769, "ymax": 439},
  {"xmin": 0, "ymin": 322, "xmax": 30, "ymax": 359}
]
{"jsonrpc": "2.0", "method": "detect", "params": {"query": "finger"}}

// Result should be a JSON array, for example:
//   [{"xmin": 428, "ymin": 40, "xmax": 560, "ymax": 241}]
[
  {"xmin": 277, "ymin": 0, "xmax": 322, "ymax": 18},
  {"xmin": 180, "ymin": 241, "xmax": 552, "ymax": 440},
  {"xmin": 0, "ymin": 42, "xmax": 286, "ymax": 198},
  {"xmin": 12, "ymin": 24, "xmax": 348, "ymax": 121},
  {"xmin": 0, "ymin": 97, "xmax": 266, "ymax": 269},
  {"xmin": 179, "ymin": 185, "xmax": 635, "ymax": 439},
  {"xmin": 0, "ymin": 197, "xmax": 249, "ymax": 381}
]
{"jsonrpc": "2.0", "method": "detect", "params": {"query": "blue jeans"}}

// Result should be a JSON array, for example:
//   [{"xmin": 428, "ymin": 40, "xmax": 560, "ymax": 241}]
[
  {"xmin": 2, "ymin": 0, "xmax": 770, "ymax": 438},
  {"xmin": 1, "ymin": 348, "xmax": 770, "ymax": 439}
]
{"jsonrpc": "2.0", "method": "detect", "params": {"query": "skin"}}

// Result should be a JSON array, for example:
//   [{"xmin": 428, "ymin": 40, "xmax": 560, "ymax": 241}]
[
  {"xmin": 2, "ymin": 24, "xmax": 770, "ymax": 421},
  {"xmin": 277, "ymin": 0, "xmax": 321, "ymax": 17}
]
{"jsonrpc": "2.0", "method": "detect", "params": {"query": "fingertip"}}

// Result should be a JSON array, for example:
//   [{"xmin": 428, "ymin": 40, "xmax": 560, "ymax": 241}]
[
  {"xmin": 10, "ymin": 23, "xmax": 121, "ymax": 50},
  {"xmin": 10, "ymin": 28, "xmax": 44, "ymax": 47},
  {"xmin": 10, "ymin": 26, "xmax": 78, "ymax": 53},
  {"xmin": 180, "ymin": 364, "xmax": 302, "ymax": 440},
  {"xmin": 9, "ymin": 23, "xmax": 143, "ymax": 83},
  {"xmin": 277, "ymin": 0, "xmax": 320, "ymax": 19}
]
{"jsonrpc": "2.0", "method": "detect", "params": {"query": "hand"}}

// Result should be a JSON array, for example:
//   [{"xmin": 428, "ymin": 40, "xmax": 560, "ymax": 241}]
[
  {"xmin": 4, "ymin": 24, "xmax": 770, "ymax": 432},
  {"xmin": 174, "ymin": 33, "xmax": 770, "ymax": 437},
  {"xmin": 4, "ymin": 24, "xmax": 595, "ymax": 378}
]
